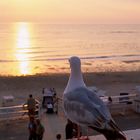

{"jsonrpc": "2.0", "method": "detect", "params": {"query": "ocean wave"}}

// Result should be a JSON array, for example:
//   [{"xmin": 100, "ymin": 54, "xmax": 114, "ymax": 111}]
[
  {"xmin": 122, "ymin": 60, "xmax": 140, "ymax": 63},
  {"xmin": 0, "ymin": 54, "xmax": 140, "ymax": 63},
  {"xmin": 109, "ymin": 31, "xmax": 138, "ymax": 34}
]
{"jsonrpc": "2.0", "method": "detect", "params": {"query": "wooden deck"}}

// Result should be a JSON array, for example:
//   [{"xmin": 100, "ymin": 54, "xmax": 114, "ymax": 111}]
[
  {"xmin": 40, "ymin": 94, "xmax": 140, "ymax": 140},
  {"xmin": 0, "ymin": 94, "xmax": 140, "ymax": 140},
  {"xmin": 40, "ymin": 110, "xmax": 140, "ymax": 140},
  {"xmin": 40, "ymin": 110, "xmax": 66, "ymax": 140},
  {"xmin": 71, "ymin": 129, "xmax": 140, "ymax": 140}
]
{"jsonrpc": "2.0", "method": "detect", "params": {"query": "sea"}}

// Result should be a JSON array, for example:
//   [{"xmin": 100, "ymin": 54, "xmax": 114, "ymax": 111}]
[{"xmin": 0, "ymin": 22, "xmax": 140, "ymax": 76}]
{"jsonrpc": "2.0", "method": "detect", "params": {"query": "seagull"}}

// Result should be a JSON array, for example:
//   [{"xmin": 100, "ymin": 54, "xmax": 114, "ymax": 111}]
[{"xmin": 63, "ymin": 56, "xmax": 126, "ymax": 140}]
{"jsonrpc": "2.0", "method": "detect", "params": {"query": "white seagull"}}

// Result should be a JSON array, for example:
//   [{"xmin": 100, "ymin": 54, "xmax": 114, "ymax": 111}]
[{"xmin": 63, "ymin": 56, "xmax": 126, "ymax": 140}]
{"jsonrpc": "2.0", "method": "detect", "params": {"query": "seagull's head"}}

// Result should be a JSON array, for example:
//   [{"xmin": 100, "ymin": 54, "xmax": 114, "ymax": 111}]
[{"xmin": 69, "ymin": 56, "xmax": 81, "ymax": 73}]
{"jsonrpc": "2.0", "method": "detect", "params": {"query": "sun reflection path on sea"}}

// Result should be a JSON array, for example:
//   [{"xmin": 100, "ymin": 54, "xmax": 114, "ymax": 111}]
[{"xmin": 15, "ymin": 22, "xmax": 31, "ymax": 75}]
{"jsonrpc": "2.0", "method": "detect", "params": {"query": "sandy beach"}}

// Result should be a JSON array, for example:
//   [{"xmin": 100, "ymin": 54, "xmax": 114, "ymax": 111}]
[
  {"xmin": 0, "ymin": 71, "xmax": 140, "ymax": 106},
  {"xmin": 0, "ymin": 71, "xmax": 140, "ymax": 140}
]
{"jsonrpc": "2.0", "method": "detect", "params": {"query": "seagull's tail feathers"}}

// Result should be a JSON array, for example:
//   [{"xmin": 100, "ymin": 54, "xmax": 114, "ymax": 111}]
[{"xmin": 89, "ymin": 120, "xmax": 127, "ymax": 140}]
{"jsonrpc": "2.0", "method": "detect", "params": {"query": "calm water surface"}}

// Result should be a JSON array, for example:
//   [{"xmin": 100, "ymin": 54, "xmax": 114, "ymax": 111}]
[{"xmin": 0, "ymin": 22, "xmax": 140, "ymax": 76}]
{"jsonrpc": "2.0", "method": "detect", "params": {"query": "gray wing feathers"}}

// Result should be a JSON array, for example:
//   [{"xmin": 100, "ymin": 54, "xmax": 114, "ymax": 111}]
[{"xmin": 64, "ymin": 87, "xmax": 111, "ymax": 128}]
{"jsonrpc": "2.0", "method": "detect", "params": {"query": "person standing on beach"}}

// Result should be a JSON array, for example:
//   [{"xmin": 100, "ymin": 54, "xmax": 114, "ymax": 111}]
[
  {"xmin": 51, "ymin": 87, "xmax": 57, "ymax": 95},
  {"xmin": 28, "ymin": 116, "xmax": 37, "ymax": 140},
  {"xmin": 26, "ymin": 94, "xmax": 36, "ymax": 117},
  {"xmin": 53, "ymin": 93, "xmax": 58, "ymax": 114},
  {"xmin": 36, "ymin": 119, "xmax": 44, "ymax": 140},
  {"xmin": 42, "ymin": 88, "xmax": 45, "ymax": 108},
  {"xmin": 65, "ymin": 119, "xmax": 73, "ymax": 139}
]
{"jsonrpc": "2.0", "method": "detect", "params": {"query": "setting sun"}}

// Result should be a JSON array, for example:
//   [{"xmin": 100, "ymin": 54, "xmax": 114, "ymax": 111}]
[{"xmin": 15, "ymin": 22, "xmax": 31, "ymax": 75}]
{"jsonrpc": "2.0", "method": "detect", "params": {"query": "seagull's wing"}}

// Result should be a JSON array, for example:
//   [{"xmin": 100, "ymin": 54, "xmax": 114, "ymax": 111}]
[{"xmin": 64, "ymin": 87, "xmax": 111, "ymax": 128}]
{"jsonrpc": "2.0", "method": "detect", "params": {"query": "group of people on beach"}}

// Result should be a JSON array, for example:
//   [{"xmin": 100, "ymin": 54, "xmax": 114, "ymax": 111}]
[
  {"xmin": 24, "ymin": 88, "xmax": 80, "ymax": 140},
  {"xmin": 24, "ymin": 88, "xmax": 61, "ymax": 140},
  {"xmin": 24, "ymin": 87, "xmax": 58, "ymax": 116}
]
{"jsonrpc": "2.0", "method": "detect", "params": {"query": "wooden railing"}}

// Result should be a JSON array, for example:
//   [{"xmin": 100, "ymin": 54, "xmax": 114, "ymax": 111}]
[
  {"xmin": 0, "ymin": 102, "xmax": 40, "ymax": 121},
  {"xmin": 56, "ymin": 94, "xmax": 137, "ymax": 116},
  {"xmin": 0, "ymin": 94, "xmax": 138, "ymax": 121},
  {"xmin": 102, "ymin": 94, "xmax": 137, "ymax": 115}
]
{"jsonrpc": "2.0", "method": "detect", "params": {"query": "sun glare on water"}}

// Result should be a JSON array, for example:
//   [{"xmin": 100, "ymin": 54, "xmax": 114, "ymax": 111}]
[{"xmin": 15, "ymin": 22, "xmax": 31, "ymax": 75}]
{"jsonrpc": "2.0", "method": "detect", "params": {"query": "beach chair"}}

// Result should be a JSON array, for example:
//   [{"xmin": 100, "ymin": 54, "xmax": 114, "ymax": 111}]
[{"xmin": 2, "ymin": 95, "xmax": 14, "ymax": 107}]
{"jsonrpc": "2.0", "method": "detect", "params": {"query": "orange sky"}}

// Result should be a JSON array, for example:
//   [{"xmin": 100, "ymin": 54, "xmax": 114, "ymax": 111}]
[{"xmin": 0, "ymin": 0, "xmax": 140, "ymax": 23}]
